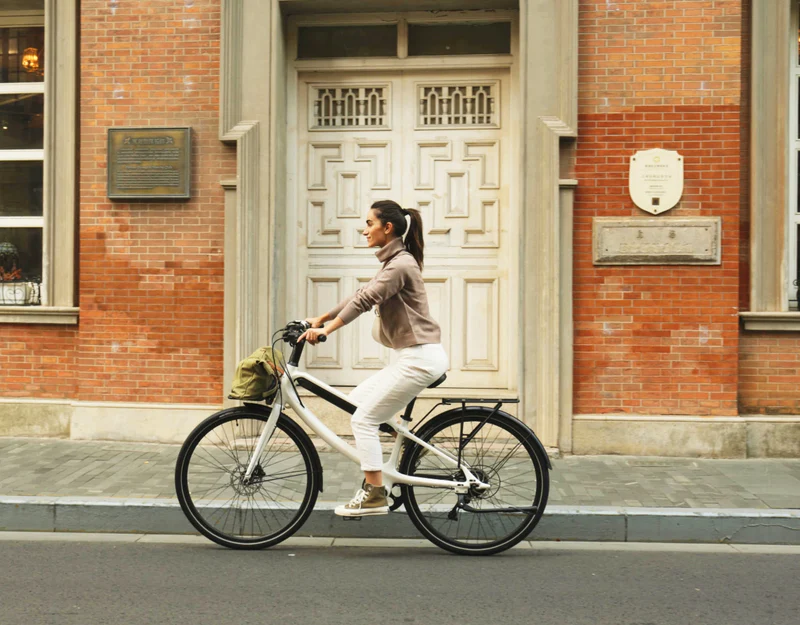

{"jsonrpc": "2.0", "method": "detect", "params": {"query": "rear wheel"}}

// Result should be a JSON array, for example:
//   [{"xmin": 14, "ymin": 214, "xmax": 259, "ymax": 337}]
[
  {"xmin": 175, "ymin": 407, "xmax": 319, "ymax": 549},
  {"xmin": 400, "ymin": 409, "xmax": 549, "ymax": 555}
]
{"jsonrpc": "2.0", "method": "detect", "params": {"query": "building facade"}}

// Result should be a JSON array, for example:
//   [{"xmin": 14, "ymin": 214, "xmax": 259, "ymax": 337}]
[{"xmin": 0, "ymin": 0, "xmax": 798, "ymax": 457}]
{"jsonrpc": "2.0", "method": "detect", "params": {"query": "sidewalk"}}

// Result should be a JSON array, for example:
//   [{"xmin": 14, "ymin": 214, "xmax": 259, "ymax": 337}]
[{"xmin": 1, "ymin": 437, "xmax": 799, "ymax": 544}]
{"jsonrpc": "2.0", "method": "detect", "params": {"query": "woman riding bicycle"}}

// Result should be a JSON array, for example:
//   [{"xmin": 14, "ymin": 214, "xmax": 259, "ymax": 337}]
[{"xmin": 299, "ymin": 199, "xmax": 449, "ymax": 517}]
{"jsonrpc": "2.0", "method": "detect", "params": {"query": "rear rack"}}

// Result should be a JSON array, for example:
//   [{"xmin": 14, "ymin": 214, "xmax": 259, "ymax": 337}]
[
  {"xmin": 379, "ymin": 397, "xmax": 519, "ymax": 435},
  {"xmin": 441, "ymin": 398, "xmax": 519, "ymax": 405}
]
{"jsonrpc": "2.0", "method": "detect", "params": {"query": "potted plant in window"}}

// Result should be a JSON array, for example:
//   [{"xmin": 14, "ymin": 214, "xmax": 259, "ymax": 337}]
[{"xmin": 0, "ymin": 242, "xmax": 33, "ymax": 306}]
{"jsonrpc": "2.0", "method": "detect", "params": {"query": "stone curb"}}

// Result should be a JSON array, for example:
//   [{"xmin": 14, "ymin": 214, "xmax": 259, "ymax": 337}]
[{"xmin": 1, "ymin": 497, "xmax": 799, "ymax": 545}]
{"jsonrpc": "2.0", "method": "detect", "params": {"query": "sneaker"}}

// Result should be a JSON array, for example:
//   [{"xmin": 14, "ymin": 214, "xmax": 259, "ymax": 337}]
[{"xmin": 334, "ymin": 483, "xmax": 389, "ymax": 517}]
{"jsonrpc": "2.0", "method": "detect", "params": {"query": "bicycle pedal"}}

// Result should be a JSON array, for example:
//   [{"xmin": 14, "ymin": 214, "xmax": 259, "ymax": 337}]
[{"xmin": 342, "ymin": 516, "xmax": 362, "ymax": 522}]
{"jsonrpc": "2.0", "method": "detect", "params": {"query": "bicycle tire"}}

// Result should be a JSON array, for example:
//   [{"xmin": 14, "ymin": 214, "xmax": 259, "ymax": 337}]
[
  {"xmin": 400, "ymin": 408, "xmax": 549, "ymax": 556},
  {"xmin": 175, "ymin": 406, "xmax": 320, "ymax": 550}
]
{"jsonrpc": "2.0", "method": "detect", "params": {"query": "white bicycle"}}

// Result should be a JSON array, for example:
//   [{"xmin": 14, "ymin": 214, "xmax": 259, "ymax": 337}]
[{"xmin": 175, "ymin": 321, "xmax": 550, "ymax": 556}]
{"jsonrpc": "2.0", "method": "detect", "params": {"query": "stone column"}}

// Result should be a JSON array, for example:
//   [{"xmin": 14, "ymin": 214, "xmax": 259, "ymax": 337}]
[{"xmin": 519, "ymin": 0, "xmax": 578, "ymax": 449}]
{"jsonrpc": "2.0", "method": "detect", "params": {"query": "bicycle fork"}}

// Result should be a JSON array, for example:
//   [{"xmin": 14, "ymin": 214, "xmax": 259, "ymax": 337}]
[{"xmin": 243, "ymin": 400, "xmax": 282, "ymax": 483}]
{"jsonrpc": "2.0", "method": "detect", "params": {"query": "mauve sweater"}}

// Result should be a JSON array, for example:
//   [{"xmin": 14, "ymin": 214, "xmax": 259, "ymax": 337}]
[{"xmin": 327, "ymin": 238, "xmax": 441, "ymax": 349}]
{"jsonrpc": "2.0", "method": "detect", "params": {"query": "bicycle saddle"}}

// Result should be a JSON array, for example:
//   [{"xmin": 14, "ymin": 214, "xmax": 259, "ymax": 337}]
[
  {"xmin": 390, "ymin": 373, "xmax": 447, "ymax": 427},
  {"xmin": 427, "ymin": 373, "xmax": 446, "ymax": 389}
]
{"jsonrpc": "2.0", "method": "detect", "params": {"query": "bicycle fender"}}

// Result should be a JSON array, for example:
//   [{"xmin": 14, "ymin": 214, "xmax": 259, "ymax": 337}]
[
  {"xmin": 278, "ymin": 412, "xmax": 325, "ymax": 493},
  {"xmin": 413, "ymin": 405, "xmax": 552, "ymax": 471}
]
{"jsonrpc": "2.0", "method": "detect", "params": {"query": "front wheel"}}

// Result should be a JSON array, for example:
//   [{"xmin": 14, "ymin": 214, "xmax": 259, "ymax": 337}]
[
  {"xmin": 175, "ymin": 406, "xmax": 320, "ymax": 549},
  {"xmin": 400, "ymin": 408, "xmax": 549, "ymax": 556}
]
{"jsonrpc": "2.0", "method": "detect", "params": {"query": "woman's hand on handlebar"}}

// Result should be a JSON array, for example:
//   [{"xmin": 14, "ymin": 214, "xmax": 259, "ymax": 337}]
[
  {"xmin": 305, "ymin": 315, "xmax": 327, "ymax": 329},
  {"xmin": 299, "ymin": 314, "xmax": 342, "ymax": 344},
  {"xmin": 299, "ymin": 327, "xmax": 328, "ymax": 345}
]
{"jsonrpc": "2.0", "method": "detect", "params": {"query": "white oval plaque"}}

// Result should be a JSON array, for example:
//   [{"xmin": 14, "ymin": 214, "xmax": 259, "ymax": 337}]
[{"xmin": 629, "ymin": 148, "xmax": 683, "ymax": 215}]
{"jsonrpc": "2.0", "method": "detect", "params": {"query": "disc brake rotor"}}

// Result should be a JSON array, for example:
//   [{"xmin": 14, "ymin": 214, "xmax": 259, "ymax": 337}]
[{"xmin": 231, "ymin": 464, "xmax": 265, "ymax": 496}]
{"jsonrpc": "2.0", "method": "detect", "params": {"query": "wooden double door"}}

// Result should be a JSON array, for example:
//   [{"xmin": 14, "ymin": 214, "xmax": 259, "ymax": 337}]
[{"xmin": 291, "ymin": 68, "xmax": 515, "ymax": 392}]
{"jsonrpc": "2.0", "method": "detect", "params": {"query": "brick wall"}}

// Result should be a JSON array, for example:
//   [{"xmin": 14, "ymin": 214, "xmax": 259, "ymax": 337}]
[
  {"xmin": 0, "ymin": 0, "xmax": 234, "ymax": 404},
  {"xmin": 574, "ymin": 0, "xmax": 743, "ymax": 416},
  {"xmin": 5, "ymin": 0, "xmax": 797, "ymax": 421},
  {"xmin": 78, "ymin": 0, "xmax": 234, "ymax": 403},
  {"xmin": 0, "ymin": 327, "xmax": 78, "ymax": 398},
  {"xmin": 739, "ymin": 333, "xmax": 800, "ymax": 414}
]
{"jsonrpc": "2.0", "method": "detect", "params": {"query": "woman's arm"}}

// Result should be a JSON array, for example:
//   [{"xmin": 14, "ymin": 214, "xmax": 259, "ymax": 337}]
[
  {"xmin": 337, "ymin": 262, "xmax": 406, "ymax": 324},
  {"xmin": 325, "ymin": 282, "xmax": 370, "ymax": 322},
  {"xmin": 300, "ymin": 262, "xmax": 405, "ymax": 344},
  {"xmin": 306, "ymin": 312, "xmax": 332, "ymax": 328}
]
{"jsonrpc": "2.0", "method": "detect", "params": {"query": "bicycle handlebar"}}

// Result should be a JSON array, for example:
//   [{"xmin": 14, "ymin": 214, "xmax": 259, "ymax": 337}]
[{"xmin": 283, "ymin": 320, "xmax": 326, "ymax": 367}]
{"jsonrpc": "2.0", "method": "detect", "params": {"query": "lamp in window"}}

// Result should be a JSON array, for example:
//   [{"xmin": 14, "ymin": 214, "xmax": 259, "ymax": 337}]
[{"xmin": 22, "ymin": 47, "xmax": 43, "ymax": 76}]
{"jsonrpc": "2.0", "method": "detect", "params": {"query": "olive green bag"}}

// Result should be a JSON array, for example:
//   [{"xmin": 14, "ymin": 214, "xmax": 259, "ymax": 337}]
[{"xmin": 228, "ymin": 346, "xmax": 283, "ymax": 402}]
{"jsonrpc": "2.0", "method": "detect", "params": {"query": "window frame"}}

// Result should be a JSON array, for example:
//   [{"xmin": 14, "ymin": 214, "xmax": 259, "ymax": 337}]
[
  {"xmin": 741, "ymin": 0, "xmax": 800, "ymax": 330},
  {"xmin": 0, "ymin": 0, "xmax": 77, "ymax": 324},
  {"xmin": 0, "ymin": 15, "xmax": 45, "ymax": 305},
  {"xmin": 791, "ymin": 1, "xmax": 800, "ymax": 310},
  {"xmin": 289, "ymin": 10, "xmax": 517, "ymax": 68}
]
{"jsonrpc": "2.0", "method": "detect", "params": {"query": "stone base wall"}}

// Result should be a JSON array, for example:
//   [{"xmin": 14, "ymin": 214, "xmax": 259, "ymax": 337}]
[{"xmin": 573, "ymin": 415, "xmax": 800, "ymax": 458}]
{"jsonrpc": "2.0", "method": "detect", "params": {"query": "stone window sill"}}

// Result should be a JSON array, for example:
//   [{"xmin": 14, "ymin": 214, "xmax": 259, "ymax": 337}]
[
  {"xmin": 740, "ymin": 312, "xmax": 800, "ymax": 332},
  {"xmin": 0, "ymin": 307, "xmax": 79, "ymax": 325}
]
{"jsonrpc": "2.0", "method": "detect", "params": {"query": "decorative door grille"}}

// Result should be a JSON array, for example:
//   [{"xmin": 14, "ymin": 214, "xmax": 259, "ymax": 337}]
[
  {"xmin": 418, "ymin": 83, "xmax": 498, "ymax": 127},
  {"xmin": 311, "ymin": 86, "xmax": 389, "ymax": 129}
]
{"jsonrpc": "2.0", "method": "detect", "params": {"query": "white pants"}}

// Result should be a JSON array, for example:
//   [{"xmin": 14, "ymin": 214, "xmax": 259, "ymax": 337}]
[{"xmin": 348, "ymin": 343, "xmax": 449, "ymax": 471}]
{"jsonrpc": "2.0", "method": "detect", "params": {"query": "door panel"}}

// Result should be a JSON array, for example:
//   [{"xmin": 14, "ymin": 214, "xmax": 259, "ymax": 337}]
[{"xmin": 297, "ymin": 70, "xmax": 512, "ymax": 390}]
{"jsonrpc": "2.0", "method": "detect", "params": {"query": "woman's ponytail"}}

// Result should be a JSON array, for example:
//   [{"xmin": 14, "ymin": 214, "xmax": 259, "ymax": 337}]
[
  {"xmin": 370, "ymin": 200, "xmax": 425, "ymax": 269},
  {"xmin": 403, "ymin": 208, "xmax": 424, "ymax": 270}
]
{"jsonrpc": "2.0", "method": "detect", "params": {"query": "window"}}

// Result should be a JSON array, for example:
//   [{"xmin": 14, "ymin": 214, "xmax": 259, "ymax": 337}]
[
  {"xmin": 407, "ymin": 22, "xmax": 511, "ymax": 56},
  {"xmin": 310, "ymin": 85, "xmax": 389, "ymax": 129},
  {"xmin": 0, "ymin": 9, "xmax": 44, "ymax": 305},
  {"xmin": 0, "ymin": 0, "xmax": 77, "ymax": 323},
  {"xmin": 417, "ymin": 83, "xmax": 499, "ymax": 127},
  {"xmin": 295, "ymin": 18, "xmax": 513, "ymax": 61},
  {"xmin": 297, "ymin": 25, "xmax": 397, "ymax": 59}
]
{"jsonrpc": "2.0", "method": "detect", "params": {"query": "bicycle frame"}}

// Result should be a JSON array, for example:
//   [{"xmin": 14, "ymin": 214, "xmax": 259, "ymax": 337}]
[{"xmin": 243, "ymin": 363, "xmax": 489, "ymax": 496}]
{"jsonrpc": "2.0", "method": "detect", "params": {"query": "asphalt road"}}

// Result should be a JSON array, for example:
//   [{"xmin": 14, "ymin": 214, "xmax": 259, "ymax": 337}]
[{"xmin": 0, "ymin": 536, "xmax": 798, "ymax": 625}]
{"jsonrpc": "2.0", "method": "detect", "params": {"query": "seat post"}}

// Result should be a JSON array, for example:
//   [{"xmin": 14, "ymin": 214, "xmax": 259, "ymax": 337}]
[
  {"xmin": 401, "ymin": 397, "xmax": 417, "ymax": 421},
  {"xmin": 399, "ymin": 373, "xmax": 445, "ymax": 423}
]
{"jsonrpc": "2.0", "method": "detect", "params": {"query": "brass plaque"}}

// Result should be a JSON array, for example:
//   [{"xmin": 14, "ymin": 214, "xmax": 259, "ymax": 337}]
[{"xmin": 108, "ymin": 127, "xmax": 191, "ymax": 199}]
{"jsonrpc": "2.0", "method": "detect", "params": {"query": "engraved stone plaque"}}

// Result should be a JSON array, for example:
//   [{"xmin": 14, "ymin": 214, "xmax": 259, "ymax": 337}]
[
  {"xmin": 593, "ymin": 217, "xmax": 721, "ymax": 265},
  {"xmin": 629, "ymin": 148, "xmax": 683, "ymax": 215},
  {"xmin": 108, "ymin": 127, "xmax": 191, "ymax": 199}
]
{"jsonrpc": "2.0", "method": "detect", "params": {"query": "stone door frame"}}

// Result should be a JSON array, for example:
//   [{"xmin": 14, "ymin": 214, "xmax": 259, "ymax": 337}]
[
  {"xmin": 285, "ymin": 11, "xmax": 518, "ymax": 393},
  {"xmin": 218, "ymin": 0, "xmax": 578, "ymax": 450}
]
